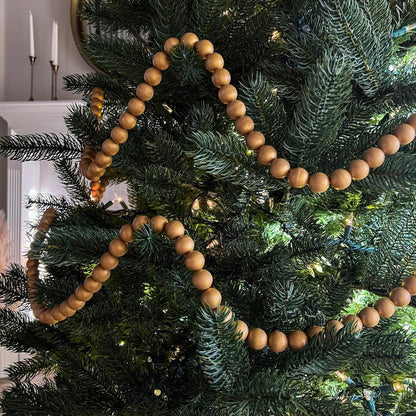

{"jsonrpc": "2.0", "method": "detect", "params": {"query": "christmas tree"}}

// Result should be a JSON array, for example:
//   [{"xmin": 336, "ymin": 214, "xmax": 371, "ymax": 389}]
[{"xmin": 1, "ymin": 0, "xmax": 416, "ymax": 414}]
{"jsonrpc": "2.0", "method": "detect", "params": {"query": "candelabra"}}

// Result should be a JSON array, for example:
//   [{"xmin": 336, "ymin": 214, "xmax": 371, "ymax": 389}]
[
  {"xmin": 49, "ymin": 61, "xmax": 59, "ymax": 101},
  {"xmin": 28, "ymin": 56, "xmax": 36, "ymax": 101}
]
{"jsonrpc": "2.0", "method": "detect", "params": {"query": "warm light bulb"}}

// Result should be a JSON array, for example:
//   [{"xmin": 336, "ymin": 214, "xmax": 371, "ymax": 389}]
[{"xmin": 393, "ymin": 382, "xmax": 404, "ymax": 392}]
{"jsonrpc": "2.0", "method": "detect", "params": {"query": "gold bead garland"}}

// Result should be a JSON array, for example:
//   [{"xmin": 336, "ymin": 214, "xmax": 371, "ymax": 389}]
[{"xmin": 27, "ymin": 207, "xmax": 416, "ymax": 354}]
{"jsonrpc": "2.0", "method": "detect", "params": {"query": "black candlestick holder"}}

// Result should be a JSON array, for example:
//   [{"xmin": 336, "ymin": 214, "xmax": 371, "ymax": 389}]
[
  {"xmin": 49, "ymin": 61, "xmax": 59, "ymax": 101},
  {"xmin": 29, "ymin": 56, "xmax": 36, "ymax": 101}
]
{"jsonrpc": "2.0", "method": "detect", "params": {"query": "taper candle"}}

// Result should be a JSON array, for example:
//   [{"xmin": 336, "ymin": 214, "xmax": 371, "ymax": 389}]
[
  {"xmin": 29, "ymin": 11, "xmax": 35, "ymax": 57},
  {"xmin": 50, "ymin": 21, "xmax": 56, "ymax": 63},
  {"xmin": 54, "ymin": 22, "xmax": 59, "ymax": 66}
]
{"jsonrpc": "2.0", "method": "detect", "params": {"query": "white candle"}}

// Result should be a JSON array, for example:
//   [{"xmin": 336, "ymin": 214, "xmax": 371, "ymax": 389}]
[
  {"xmin": 29, "ymin": 11, "xmax": 35, "ymax": 57},
  {"xmin": 50, "ymin": 21, "xmax": 55, "ymax": 63},
  {"xmin": 54, "ymin": 22, "xmax": 59, "ymax": 66}
]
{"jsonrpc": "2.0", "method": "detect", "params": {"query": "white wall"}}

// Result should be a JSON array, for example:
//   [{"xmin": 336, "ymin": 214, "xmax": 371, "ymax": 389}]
[{"xmin": 2, "ymin": 0, "xmax": 92, "ymax": 101}]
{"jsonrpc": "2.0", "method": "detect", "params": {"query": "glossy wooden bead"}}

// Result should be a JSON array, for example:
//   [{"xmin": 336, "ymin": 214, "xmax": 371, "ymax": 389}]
[
  {"xmin": 306, "ymin": 325, "xmax": 324, "ymax": 339},
  {"xmin": 257, "ymin": 145, "xmax": 277, "ymax": 166},
  {"xmin": 288, "ymin": 167, "xmax": 309, "ymax": 188},
  {"xmin": 247, "ymin": 328, "xmax": 268, "ymax": 350},
  {"xmin": 205, "ymin": 52, "xmax": 224, "ymax": 72},
  {"xmin": 308, "ymin": 172, "xmax": 330, "ymax": 193},
  {"xmin": 109, "ymin": 238, "xmax": 128, "ymax": 257},
  {"xmin": 119, "ymin": 224, "xmax": 134, "ymax": 243},
  {"xmin": 327, "ymin": 320, "xmax": 344, "ymax": 333},
  {"xmin": 192, "ymin": 269, "xmax": 213, "ymax": 291},
  {"xmin": 152, "ymin": 51, "xmax": 170, "ymax": 71},
  {"xmin": 235, "ymin": 116, "xmax": 254, "ymax": 136},
  {"xmin": 363, "ymin": 147, "xmax": 385, "ymax": 168},
  {"xmin": 185, "ymin": 251, "xmax": 205, "ymax": 271},
  {"xmin": 359, "ymin": 307, "xmax": 380, "ymax": 327},
  {"xmin": 164, "ymin": 37, "xmax": 180, "ymax": 54},
  {"xmin": 67, "ymin": 294, "xmax": 86, "ymax": 311},
  {"xmin": 270, "ymin": 158, "xmax": 291, "ymax": 179},
  {"xmin": 378, "ymin": 134, "xmax": 401, "ymax": 155},
  {"xmin": 83, "ymin": 277, "xmax": 103, "ymax": 293},
  {"xmin": 342, "ymin": 314, "xmax": 363, "ymax": 333},
  {"xmin": 218, "ymin": 305, "xmax": 233, "ymax": 322},
  {"xmin": 100, "ymin": 252, "xmax": 119, "ymax": 270},
  {"xmin": 59, "ymin": 301, "xmax": 77, "ymax": 317},
  {"xmin": 95, "ymin": 152, "xmax": 112, "ymax": 168},
  {"xmin": 403, "ymin": 275, "xmax": 416, "ymax": 295},
  {"xmin": 268, "ymin": 330, "xmax": 288, "ymax": 353},
  {"xmin": 288, "ymin": 330, "xmax": 308, "ymax": 351},
  {"xmin": 212, "ymin": 68, "xmax": 231, "ymax": 88},
  {"xmin": 91, "ymin": 87, "xmax": 104, "ymax": 100},
  {"xmin": 128, "ymin": 98, "xmax": 146, "ymax": 116},
  {"xmin": 394, "ymin": 123, "xmax": 415, "ymax": 145},
  {"xmin": 75, "ymin": 285, "xmax": 94, "ymax": 302},
  {"xmin": 92, "ymin": 265, "xmax": 111, "ymax": 283},
  {"xmin": 348, "ymin": 159, "xmax": 370, "ymax": 180},
  {"xmin": 374, "ymin": 297, "xmax": 396, "ymax": 318},
  {"xmin": 164, "ymin": 220, "xmax": 185, "ymax": 239},
  {"xmin": 218, "ymin": 84, "xmax": 238, "ymax": 104},
  {"xmin": 132, "ymin": 215, "xmax": 149, "ymax": 231},
  {"xmin": 111, "ymin": 126, "xmax": 128, "ymax": 143},
  {"xmin": 181, "ymin": 32, "xmax": 199, "ymax": 48},
  {"xmin": 226, "ymin": 100, "xmax": 246, "ymax": 120},
  {"xmin": 245, "ymin": 131, "xmax": 265, "ymax": 150},
  {"xmin": 234, "ymin": 320, "xmax": 249, "ymax": 341},
  {"xmin": 119, "ymin": 112, "xmax": 137, "ymax": 130},
  {"xmin": 196, "ymin": 40, "xmax": 214, "ymax": 59},
  {"xmin": 136, "ymin": 83, "xmax": 154, "ymax": 102},
  {"xmin": 51, "ymin": 306, "xmax": 67, "ymax": 321},
  {"xmin": 144, "ymin": 67, "xmax": 162, "ymax": 86},
  {"xmin": 407, "ymin": 114, "xmax": 416, "ymax": 130},
  {"xmin": 101, "ymin": 139, "xmax": 119, "ymax": 157},
  {"xmin": 389, "ymin": 287, "xmax": 411, "ymax": 307},
  {"xmin": 330, "ymin": 169, "xmax": 352, "ymax": 190},
  {"xmin": 150, "ymin": 215, "xmax": 168, "ymax": 233},
  {"xmin": 201, "ymin": 287, "xmax": 222, "ymax": 308},
  {"xmin": 175, "ymin": 235, "xmax": 195, "ymax": 255}
]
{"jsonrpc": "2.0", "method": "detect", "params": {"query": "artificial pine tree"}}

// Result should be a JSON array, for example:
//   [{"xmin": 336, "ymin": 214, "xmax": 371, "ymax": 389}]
[{"xmin": 1, "ymin": 0, "xmax": 416, "ymax": 414}]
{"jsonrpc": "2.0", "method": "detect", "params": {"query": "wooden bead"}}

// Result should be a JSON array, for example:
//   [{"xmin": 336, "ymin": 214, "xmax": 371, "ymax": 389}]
[
  {"xmin": 327, "ymin": 320, "xmax": 344, "ymax": 333},
  {"xmin": 109, "ymin": 238, "xmax": 128, "ymax": 257},
  {"xmin": 181, "ymin": 32, "xmax": 199, "ymax": 48},
  {"xmin": 92, "ymin": 265, "xmax": 111, "ymax": 283},
  {"xmin": 59, "ymin": 301, "xmax": 77, "ymax": 317},
  {"xmin": 90, "ymin": 181, "xmax": 100, "ymax": 191},
  {"xmin": 270, "ymin": 158, "xmax": 291, "ymax": 179},
  {"xmin": 91, "ymin": 106, "xmax": 102, "ymax": 118},
  {"xmin": 306, "ymin": 325, "xmax": 323, "ymax": 339},
  {"xmin": 144, "ymin": 67, "xmax": 162, "ymax": 86},
  {"xmin": 39, "ymin": 311, "xmax": 58, "ymax": 325},
  {"xmin": 363, "ymin": 147, "xmax": 385, "ymax": 168},
  {"xmin": 87, "ymin": 163, "xmax": 105, "ymax": 179},
  {"xmin": 67, "ymin": 294, "xmax": 86, "ymax": 311},
  {"xmin": 95, "ymin": 152, "xmax": 112, "ymax": 168},
  {"xmin": 247, "ymin": 328, "xmax": 268, "ymax": 350},
  {"xmin": 288, "ymin": 167, "xmax": 309, "ymax": 188},
  {"xmin": 245, "ymin": 131, "xmax": 265, "ymax": 150},
  {"xmin": 128, "ymin": 98, "xmax": 146, "ymax": 116},
  {"xmin": 348, "ymin": 159, "xmax": 370, "ymax": 180},
  {"xmin": 205, "ymin": 53, "xmax": 224, "ymax": 72},
  {"xmin": 136, "ymin": 83, "xmax": 154, "ymax": 102},
  {"xmin": 175, "ymin": 235, "xmax": 195, "ymax": 255},
  {"xmin": 132, "ymin": 215, "xmax": 149, "ymax": 231},
  {"xmin": 226, "ymin": 100, "xmax": 246, "ymax": 120},
  {"xmin": 83, "ymin": 277, "xmax": 102, "ymax": 294},
  {"xmin": 389, "ymin": 287, "xmax": 411, "ymax": 307},
  {"xmin": 196, "ymin": 40, "xmax": 214, "ymax": 59},
  {"xmin": 218, "ymin": 84, "xmax": 238, "ymax": 104},
  {"xmin": 308, "ymin": 172, "xmax": 330, "ymax": 193},
  {"xmin": 152, "ymin": 51, "xmax": 170, "ymax": 71},
  {"xmin": 26, "ymin": 259, "xmax": 39, "ymax": 268},
  {"xmin": 288, "ymin": 330, "xmax": 308, "ymax": 351},
  {"xmin": 212, "ymin": 68, "xmax": 231, "ymax": 88},
  {"xmin": 378, "ymin": 134, "xmax": 401, "ymax": 155},
  {"xmin": 359, "ymin": 307, "xmax": 380, "ymax": 327},
  {"xmin": 407, "ymin": 114, "xmax": 416, "ymax": 130},
  {"xmin": 43, "ymin": 208, "xmax": 56, "ymax": 219},
  {"xmin": 100, "ymin": 252, "xmax": 119, "ymax": 270},
  {"xmin": 234, "ymin": 320, "xmax": 249, "ymax": 341},
  {"xmin": 394, "ymin": 123, "xmax": 415, "ymax": 145},
  {"xmin": 111, "ymin": 126, "xmax": 128, "ymax": 143},
  {"xmin": 342, "ymin": 314, "xmax": 363, "ymax": 333},
  {"xmin": 101, "ymin": 139, "xmax": 119, "ymax": 157},
  {"xmin": 164, "ymin": 37, "xmax": 180, "ymax": 55},
  {"xmin": 257, "ymin": 145, "xmax": 277, "ymax": 166},
  {"xmin": 185, "ymin": 251, "xmax": 205, "ymax": 271},
  {"xmin": 119, "ymin": 224, "xmax": 134, "ymax": 243},
  {"xmin": 192, "ymin": 269, "xmax": 213, "ymax": 291},
  {"xmin": 26, "ymin": 268, "xmax": 39, "ymax": 278},
  {"xmin": 119, "ymin": 112, "xmax": 137, "ymax": 130},
  {"xmin": 374, "ymin": 297, "xmax": 396, "ymax": 318},
  {"xmin": 201, "ymin": 287, "xmax": 222, "ymax": 308},
  {"xmin": 235, "ymin": 116, "xmax": 254, "ymax": 136},
  {"xmin": 218, "ymin": 305, "xmax": 233, "ymax": 322},
  {"xmin": 91, "ymin": 97, "xmax": 103, "ymax": 109},
  {"xmin": 75, "ymin": 285, "xmax": 94, "ymax": 302},
  {"xmin": 91, "ymin": 87, "xmax": 104, "ymax": 100},
  {"xmin": 51, "ymin": 306, "xmax": 66, "ymax": 322},
  {"xmin": 164, "ymin": 220, "xmax": 185, "ymax": 239},
  {"xmin": 268, "ymin": 330, "xmax": 288, "ymax": 353},
  {"xmin": 403, "ymin": 275, "xmax": 416, "ymax": 295},
  {"xmin": 150, "ymin": 215, "xmax": 168, "ymax": 233},
  {"xmin": 330, "ymin": 169, "xmax": 352, "ymax": 190}
]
